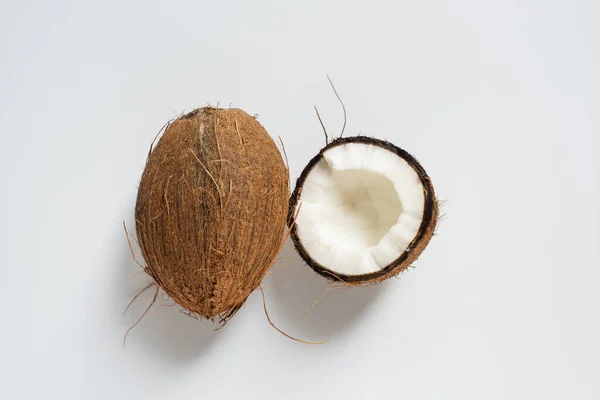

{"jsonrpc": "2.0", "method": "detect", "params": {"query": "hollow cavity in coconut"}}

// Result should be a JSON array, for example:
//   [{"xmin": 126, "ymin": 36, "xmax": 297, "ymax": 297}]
[
  {"xmin": 289, "ymin": 136, "xmax": 437, "ymax": 285},
  {"xmin": 135, "ymin": 107, "xmax": 289, "ymax": 322}
]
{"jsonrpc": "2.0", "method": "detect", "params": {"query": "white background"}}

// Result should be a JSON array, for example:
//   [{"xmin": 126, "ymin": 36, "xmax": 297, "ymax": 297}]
[{"xmin": 1, "ymin": 0, "xmax": 598, "ymax": 399}]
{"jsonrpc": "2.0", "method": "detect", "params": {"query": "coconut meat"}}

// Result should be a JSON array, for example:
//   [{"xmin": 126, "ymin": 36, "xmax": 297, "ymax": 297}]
[{"xmin": 295, "ymin": 142, "xmax": 425, "ymax": 276}]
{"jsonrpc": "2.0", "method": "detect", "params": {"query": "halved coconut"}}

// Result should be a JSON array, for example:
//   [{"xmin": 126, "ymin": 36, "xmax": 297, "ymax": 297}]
[{"xmin": 289, "ymin": 136, "xmax": 437, "ymax": 285}]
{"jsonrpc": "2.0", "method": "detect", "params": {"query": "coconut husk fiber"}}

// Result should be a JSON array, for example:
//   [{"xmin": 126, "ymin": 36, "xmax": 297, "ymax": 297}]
[{"xmin": 135, "ymin": 107, "xmax": 289, "ymax": 323}]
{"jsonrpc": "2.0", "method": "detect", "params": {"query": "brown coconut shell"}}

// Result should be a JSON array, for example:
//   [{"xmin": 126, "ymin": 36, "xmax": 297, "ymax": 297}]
[
  {"xmin": 135, "ymin": 107, "xmax": 289, "ymax": 322},
  {"xmin": 288, "ymin": 136, "xmax": 438, "ymax": 286}
]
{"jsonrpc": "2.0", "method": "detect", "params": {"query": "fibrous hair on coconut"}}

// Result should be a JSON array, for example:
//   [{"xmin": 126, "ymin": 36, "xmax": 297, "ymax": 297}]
[{"xmin": 134, "ymin": 107, "xmax": 289, "ymax": 323}]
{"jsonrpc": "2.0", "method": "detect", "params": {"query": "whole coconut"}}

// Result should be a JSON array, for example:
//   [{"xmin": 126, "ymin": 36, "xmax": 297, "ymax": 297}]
[{"xmin": 135, "ymin": 107, "xmax": 289, "ymax": 322}]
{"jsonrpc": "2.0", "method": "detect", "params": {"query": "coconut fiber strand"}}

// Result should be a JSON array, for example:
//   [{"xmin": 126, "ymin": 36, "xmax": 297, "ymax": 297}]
[{"xmin": 135, "ymin": 107, "xmax": 289, "ymax": 322}]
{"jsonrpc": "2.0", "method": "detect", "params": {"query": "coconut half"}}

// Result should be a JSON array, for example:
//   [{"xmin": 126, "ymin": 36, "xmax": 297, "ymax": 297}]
[{"xmin": 289, "ymin": 136, "xmax": 437, "ymax": 285}]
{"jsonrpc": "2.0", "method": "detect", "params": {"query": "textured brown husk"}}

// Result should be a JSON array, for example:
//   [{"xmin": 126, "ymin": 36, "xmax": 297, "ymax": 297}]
[
  {"xmin": 288, "ymin": 136, "xmax": 438, "ymax": 286},
  {"xmin": 135, "ymin": 107, "xmax": 289, "ymax": 321}
]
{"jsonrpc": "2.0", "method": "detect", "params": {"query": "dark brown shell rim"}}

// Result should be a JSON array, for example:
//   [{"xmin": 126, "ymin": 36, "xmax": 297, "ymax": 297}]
[{"xmin": 287, "ymin": 136, "xmax": 436, "ymax": 284}]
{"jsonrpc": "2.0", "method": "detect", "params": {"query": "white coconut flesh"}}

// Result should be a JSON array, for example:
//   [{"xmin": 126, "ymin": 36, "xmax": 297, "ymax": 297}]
[{"xmin": 295, "ymin": 142, "xmax": 425, "ymax": 276}]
